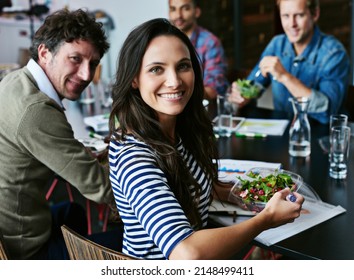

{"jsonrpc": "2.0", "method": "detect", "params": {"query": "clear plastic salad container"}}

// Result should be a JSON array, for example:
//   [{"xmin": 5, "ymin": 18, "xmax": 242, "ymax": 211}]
[{"xmin": 228, "ymin": 167, "xmax": 303, "ymax": 212}]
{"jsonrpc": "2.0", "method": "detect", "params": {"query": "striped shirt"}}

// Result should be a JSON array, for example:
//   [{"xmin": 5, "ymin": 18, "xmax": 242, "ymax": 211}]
[{"xmin": 109, "ymin": 135, "xmax": 212, "ymax": 259}]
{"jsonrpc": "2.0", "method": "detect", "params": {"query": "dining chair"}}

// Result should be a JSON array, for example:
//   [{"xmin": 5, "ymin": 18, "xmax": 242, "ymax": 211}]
[
  {"xmin": 46, "ymin": 175, "xmax": 74, "ymax": 202},
  {"xmin": 61, "ymin": 225, "xmax": 137, "ymax": 260},
  {"xmin": 46, "ymin": 175, "xmax": 111, "ymax": 235},
  {"xmin": 0, "ymin": 229, "xmax": 9, "ymax": 260},
  {"xmin": 86, "ymin": 200, "xmax": 110, "ymax": 235}
]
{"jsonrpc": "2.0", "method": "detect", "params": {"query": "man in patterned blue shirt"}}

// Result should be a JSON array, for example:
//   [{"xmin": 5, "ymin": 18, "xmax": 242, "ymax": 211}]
[
  {"xmin": 169, "ymin": 0, "xmax": 230, "ymax": 100},
  {"xmin": 229, "ymin": 0, "xmax": 350, "ymax": 124}
]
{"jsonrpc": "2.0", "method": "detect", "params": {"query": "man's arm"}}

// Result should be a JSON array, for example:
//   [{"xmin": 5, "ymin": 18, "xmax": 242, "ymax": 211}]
[
  {"xmin": 202, "ymin": 36, "xmax": 229, "ymax": 100},
  {"xmin": 17, "ymin": 101, "xmax": 113, "ymax": 204},
  {"xmin": 259, "ymin": 56, "xmax": 312, "ymax": 99}
]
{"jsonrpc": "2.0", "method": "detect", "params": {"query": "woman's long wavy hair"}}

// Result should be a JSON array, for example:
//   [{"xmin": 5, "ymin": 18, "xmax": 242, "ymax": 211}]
[{"xmin": 109, "ymin": 18, "xmax": 219, "ymax": 228}]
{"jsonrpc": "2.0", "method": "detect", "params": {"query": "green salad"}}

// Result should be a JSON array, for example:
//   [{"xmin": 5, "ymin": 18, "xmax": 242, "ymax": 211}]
[
  {"xmin": 237, "ymin": 171, "xmax": 298, "ymax": 203},
  {"xmin": 235, "ymin": 79, "xmax": 261, "ymax": 99}
]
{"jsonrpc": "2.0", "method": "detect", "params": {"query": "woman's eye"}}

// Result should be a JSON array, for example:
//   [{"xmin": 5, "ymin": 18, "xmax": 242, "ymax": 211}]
[
  {"xmin": 178, "ymin": 63, "xmax": 192, "ymax": 71},
  {"xmin": 150, "ymin": 67, "xmax": 162, "ymax": 74}
]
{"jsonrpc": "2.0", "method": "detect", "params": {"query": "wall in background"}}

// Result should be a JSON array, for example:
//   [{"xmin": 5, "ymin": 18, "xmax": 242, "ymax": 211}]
[
  {"xmin": 8, "ymin": 1, "xmax": 353, "ymax": 83},
  {"xmin": 10, "ymin": 0, "xmax": 168, "ymax": 81}
]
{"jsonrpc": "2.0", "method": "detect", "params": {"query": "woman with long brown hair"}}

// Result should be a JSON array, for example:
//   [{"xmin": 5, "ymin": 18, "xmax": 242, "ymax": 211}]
[{"xmin": 108, "ymin": 18, "xmax": 303, "ymax": 260}]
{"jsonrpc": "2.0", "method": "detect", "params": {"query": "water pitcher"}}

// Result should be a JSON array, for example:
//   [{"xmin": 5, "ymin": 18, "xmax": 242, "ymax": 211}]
[{"xmin": 289, "ymin": 97, "xmax": 311, "ymax": 157}]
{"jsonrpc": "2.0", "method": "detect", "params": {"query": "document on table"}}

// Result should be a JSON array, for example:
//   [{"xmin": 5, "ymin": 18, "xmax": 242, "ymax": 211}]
[
  {"xmin": 83, "ymin": 114, "xmax": 109, "ymax": 132},
  {"xmin": 209, "ymin": 199, "xmax": 256, "ymax": 216},
  {"xmin": 255, "ymin": 200, "xmax": 346, "ymax": 246},
  {"xmin": 217, "ymin": 159, "xmax": 281, "ymax": 182},
  {"xmin": 236, "ymin": 118, "xmax": 289, "ymax": 136},
  {"xmin": 209, "ymin": 199, "xmax": 346, "ymax": 247}
]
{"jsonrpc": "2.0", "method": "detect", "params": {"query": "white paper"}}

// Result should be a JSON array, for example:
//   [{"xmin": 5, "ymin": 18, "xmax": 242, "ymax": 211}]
[
  {"xmin": 209, "ymin": 200, "xmax": 346, "ymax": 246},
  {"xmin": 255, "ymin": 200, "xmax": 346, "ymax": 246},
  {"xmin": 217, "ymin": 159, "xmax": 281, "ymax": 182},
  {"xmin": 83, "ymin": 114, "xmax": 109, "ymax": 132},
  {"xmin": 237, "ymin": 118, "xmax": 289, "ymax": 136},
  {"xmin": 78, "ymin": 138, "xmax": 107, "ymax": 152},
  {"xmin": 209, "ymin": 200, "xmax": 255, "ymax": 216}
]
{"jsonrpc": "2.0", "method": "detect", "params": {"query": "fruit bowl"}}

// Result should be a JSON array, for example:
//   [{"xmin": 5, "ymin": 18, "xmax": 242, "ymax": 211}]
[{"xmin": 228, "ymin": 167, "xmax": 303, "ymax": 212}]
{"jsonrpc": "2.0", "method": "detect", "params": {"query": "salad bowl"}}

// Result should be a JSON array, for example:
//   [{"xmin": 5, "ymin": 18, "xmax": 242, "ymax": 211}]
[{"xmin": 228, "ymin": 167, "xmax": 303, "ymax": 212}]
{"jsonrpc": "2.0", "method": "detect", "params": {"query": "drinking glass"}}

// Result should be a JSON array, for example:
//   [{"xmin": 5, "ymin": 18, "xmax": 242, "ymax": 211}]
[
  {"xmin": 330, "ymin": 114, "xmax": 348, "ymax": 131},
  {"xmin": 213, "ymin": 95, "xmax": 233, "ymax": 137},
  {"xmin": 329, "ymin": 125, "xmax": 351, "ymax": 179}
]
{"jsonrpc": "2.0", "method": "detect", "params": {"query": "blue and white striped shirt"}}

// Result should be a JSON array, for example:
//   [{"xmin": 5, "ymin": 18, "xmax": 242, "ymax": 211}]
[{"xmin": 109, "ymin": 135, "xmax": 212, "ymax": 259}]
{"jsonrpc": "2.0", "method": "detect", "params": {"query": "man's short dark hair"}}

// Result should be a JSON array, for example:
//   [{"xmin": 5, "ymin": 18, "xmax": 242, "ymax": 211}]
[{"xmin": 30, "ymin": 9, "xmax": 109, "ymax": 61}]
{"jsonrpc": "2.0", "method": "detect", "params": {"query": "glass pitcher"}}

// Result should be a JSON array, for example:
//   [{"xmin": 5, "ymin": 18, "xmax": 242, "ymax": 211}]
[{"xmin": 288, "ymin": 97, "xmax": 311, "ymax": 157}]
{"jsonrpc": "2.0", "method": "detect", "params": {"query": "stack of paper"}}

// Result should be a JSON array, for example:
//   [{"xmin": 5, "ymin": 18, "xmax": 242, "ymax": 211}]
[
  {"xmin": 83, "ymin": 114, "xmax": 109, "ymax": 132},
  {"xmin": 210, "ymin": 200, "xmax": 346, "ymax": 246},
  {"xmin": 237, "ymin": 118, "xmax": 289, "ymax": 136}
]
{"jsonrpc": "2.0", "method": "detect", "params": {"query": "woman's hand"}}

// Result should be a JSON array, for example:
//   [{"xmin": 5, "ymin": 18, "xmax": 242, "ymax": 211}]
[{"xmin": 260, "ymin": 188, "xmax": 304, "ymax": 229}]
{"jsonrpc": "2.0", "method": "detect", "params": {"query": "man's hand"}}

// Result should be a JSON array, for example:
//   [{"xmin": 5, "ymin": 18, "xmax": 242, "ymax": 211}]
[
  {"xmin": 228, "ymin": 81, "xmax": 252, "ymax": 107},
  {"xmin": 258, "ymin": 56, "xmax": 288, "ymax": 82},
  {"xmin": 259, "ymin": 56, "xmax": 312, "ymax": 99}
]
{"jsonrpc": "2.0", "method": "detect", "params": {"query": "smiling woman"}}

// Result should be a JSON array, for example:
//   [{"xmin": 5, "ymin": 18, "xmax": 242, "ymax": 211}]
[
  {"xmin": 133, "ymin": 35, "xmax": 194, "ymax": 131},
  {"xmin": 107, "ymin": 18, "xmax": 303, "ymax": 260}
]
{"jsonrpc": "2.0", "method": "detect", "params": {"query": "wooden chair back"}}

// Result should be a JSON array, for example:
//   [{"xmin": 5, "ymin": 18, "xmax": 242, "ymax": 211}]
[
  {"xmin": 0, "ymin": 229, "xmax": 9, "ymax": 260},
  {"xmin": 61, "ymin": 225, "xmax": 136, "ymax": 260}
]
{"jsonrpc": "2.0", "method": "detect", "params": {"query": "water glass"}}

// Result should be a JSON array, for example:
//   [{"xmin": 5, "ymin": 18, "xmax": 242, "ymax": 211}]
[
  {"xmin": 79, "ymin": 84, "xmax": 96, "ymax": 116},
  {"xmin": 213, "ymin": 95, "xmax": 233, "ymax": 137},
  {"xmin": 329, "ymin": 125, "xmax": 351, "ymax": 179},
  {"xmin": 319, "ymin": 115, "xmax": 349, "ymax": 154},
  {"xmin": 100, "ymin": 82, "xmax": 113, "ymax": 109},
  {"xmin": 330, "ymin": 114, "xmax": 348, "ymax": 130}
]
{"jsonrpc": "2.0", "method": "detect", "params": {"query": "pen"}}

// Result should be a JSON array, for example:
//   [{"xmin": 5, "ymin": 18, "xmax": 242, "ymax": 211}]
[
  {"xmin": 89, "ymin": 131, "xmax": 105, "ymax": 140},
  {"xmin": 287, "ymin": 183, "xmax": 302, "ymax": 202},
  {"xmin": 235, "ymin": 132, "xmax": 267, "ymax": 138}
]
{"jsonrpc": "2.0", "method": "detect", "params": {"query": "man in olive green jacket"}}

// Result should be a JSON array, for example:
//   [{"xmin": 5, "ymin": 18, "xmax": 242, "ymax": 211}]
[{"xmin": 0, "ymin": 9, "xmax": 115, "ymax": 259}]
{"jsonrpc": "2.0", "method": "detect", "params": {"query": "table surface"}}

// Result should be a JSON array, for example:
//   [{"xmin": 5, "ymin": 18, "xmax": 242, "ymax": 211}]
[{"xmin": 215, "ymin": 105, "xmax": 354, "ymax": 260}]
